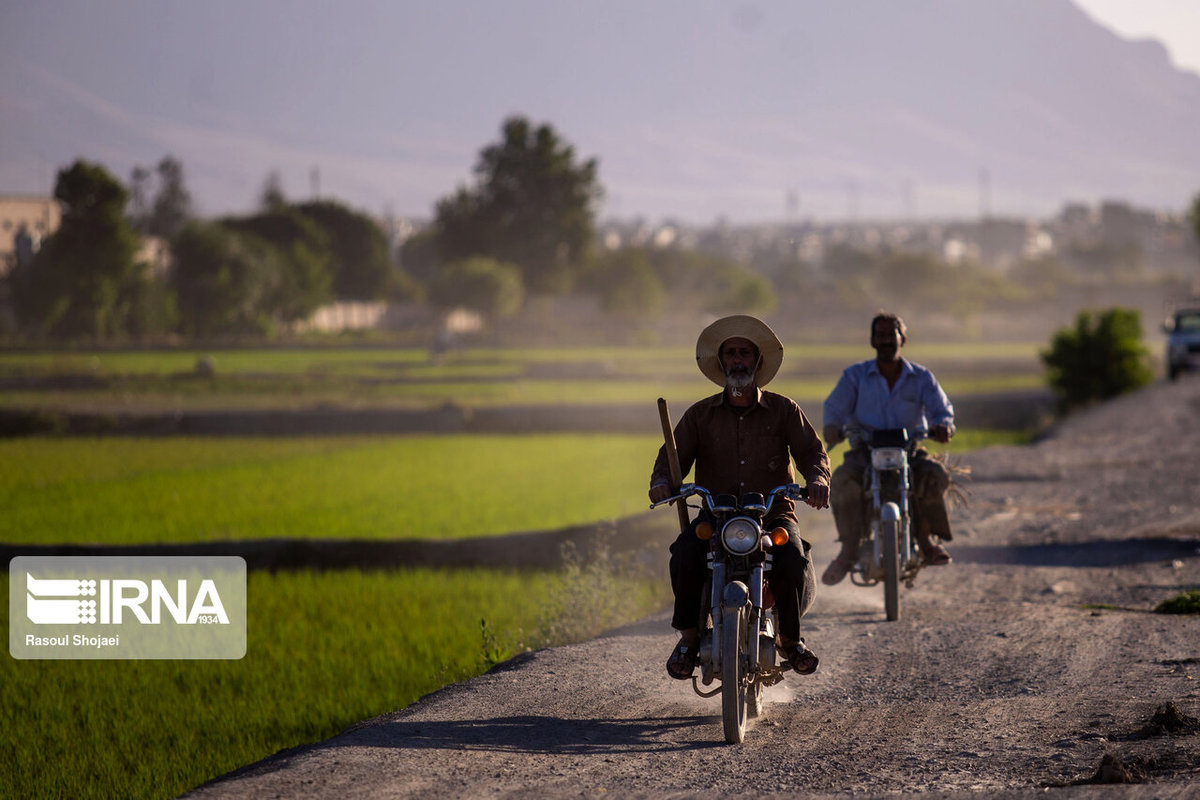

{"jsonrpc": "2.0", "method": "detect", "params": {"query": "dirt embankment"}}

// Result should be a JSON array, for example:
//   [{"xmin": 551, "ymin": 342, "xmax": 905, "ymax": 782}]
[
  {"xmin": 183, "ymin": 378, "xmax": 1200, "ymax": 800},
  {"xmin": 0, "ymin": 387, "xmax": 1054, "ymax": 437}
]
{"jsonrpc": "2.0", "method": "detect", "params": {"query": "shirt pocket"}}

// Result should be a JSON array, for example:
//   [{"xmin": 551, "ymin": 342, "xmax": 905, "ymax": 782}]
[
  {"xmin": 892, "ymin": 386, "xmax": 923, "ymax": 426},
  {"xmin": 751, "ymin": 434, "xmax": 790, "ymax": 474}
]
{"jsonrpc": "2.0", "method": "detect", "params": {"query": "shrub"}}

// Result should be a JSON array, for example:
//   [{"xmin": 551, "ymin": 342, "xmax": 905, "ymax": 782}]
[
  {"xmin": 1041, "ymin": 307, "xmax": 1153, "ymax": 411},
  {"xmin": 428, "ymin": 256, "xmax": 524, "ymax": 319},
  {"xmin": 1153, "ymin": 589, "xmax": 1200, "ymax": 615}
]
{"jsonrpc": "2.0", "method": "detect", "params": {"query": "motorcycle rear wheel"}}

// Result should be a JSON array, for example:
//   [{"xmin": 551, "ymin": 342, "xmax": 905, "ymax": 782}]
[{"xmin": 721, "ymin": 605, "xmax": 748, "ymax": 743}]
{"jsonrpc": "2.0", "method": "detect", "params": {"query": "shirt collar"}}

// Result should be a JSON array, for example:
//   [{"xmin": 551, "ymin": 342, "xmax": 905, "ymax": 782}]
[
  {"xmin": 866, "ymin": 357, "xmax": 912, "ymax": 378},
  {"xmin": 707, "ymin": 385, "xmax": 766, "ymax": 409}
]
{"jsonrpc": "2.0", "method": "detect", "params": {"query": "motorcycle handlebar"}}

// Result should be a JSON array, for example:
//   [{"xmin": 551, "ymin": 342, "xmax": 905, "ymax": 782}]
[
  {"xmin": 843, "ymin": 425, "xmax": 927, "ymax": 447},
  {"xmin": 649, "ymin": 482, "xmax": 809, "ymax": 510}
]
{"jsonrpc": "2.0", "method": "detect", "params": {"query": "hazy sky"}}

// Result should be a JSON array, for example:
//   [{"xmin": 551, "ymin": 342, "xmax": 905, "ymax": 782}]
[{"xmin": 1, "ymin": 1, "xmax": 1197, "ymax": 224}]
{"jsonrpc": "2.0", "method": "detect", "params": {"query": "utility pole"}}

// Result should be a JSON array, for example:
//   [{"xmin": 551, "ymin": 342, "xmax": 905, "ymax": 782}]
[
  {"xmin": 978, "ymin": 167, "xmax": 991, "ymax": 220},
  {"xmin": 785, "ymin": 189, "xmax": 799, "ymax": 222}
]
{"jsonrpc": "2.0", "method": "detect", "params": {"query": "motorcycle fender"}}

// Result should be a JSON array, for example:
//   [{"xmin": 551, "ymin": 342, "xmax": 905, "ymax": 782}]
[
  {"xmin": 723, "ymin": 580, "xmax": 750, "ymax": 609},
  {"xmin": 881, "ymin": 501, "xmax": 901, "ymax": 522}
]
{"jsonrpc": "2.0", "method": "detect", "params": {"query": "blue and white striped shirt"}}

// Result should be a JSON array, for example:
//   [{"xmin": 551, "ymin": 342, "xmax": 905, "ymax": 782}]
[{"xmin": 823, "ymin": 358, "xmax": 954, "ymax": 448}]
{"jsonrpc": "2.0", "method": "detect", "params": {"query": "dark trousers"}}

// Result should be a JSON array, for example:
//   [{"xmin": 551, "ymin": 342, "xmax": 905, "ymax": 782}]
[
  {"xmin": 669, "ymin": 515, "xmax": 816, "ymax": 643},
  {"xmin": 830, "ymin": 446, "xmax": 951, "ymax": 546}
]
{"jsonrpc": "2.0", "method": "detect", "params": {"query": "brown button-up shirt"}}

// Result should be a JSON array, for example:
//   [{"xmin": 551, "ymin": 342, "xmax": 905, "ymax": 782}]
[{"xmin": 651, "ymin": 388, "xmax": 831, "ymax": 520}]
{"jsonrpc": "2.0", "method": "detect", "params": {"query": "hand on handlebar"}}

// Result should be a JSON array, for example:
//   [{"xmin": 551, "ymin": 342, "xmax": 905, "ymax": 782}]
[
  {"xmin": 822, "ymin": 424, "xmax": 844, "ymax": 449},
  {"xmin": 804, "ymin": 482, "xmax": 829, "ymax": 510},
  {"xmin": 930, "ymin": 423, "xmax": 954, "ymax": 444},
  {"xmin": 648, "ymin": 484, "xmax": 674, "ymax": 505}
]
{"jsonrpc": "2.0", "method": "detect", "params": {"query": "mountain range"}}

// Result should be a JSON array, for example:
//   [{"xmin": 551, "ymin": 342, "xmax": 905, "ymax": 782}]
[{"xmin": 1, "ymin": 0, "xmax": 1198, "ymax": 224}]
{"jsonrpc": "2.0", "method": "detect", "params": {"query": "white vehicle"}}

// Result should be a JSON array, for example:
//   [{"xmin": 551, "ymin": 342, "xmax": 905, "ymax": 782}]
[{"xmin": 1164, "ymin": 308, "xmax": 1200, "ymax": 381}]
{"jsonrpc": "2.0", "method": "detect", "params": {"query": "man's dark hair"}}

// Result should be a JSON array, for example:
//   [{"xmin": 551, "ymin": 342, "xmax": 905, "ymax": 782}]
[{"xmin": 870, "ymin": 311, "xmax": 907, "ymax": 342}]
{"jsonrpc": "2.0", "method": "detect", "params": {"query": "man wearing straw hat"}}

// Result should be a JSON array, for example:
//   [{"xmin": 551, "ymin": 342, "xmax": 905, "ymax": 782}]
[{"xmin": 650, "ymin": 315, "xmax": 830, "ymax": 681}]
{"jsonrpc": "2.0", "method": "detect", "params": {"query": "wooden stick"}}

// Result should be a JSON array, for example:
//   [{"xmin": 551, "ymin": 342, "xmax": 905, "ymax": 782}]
[{"xmin": 657, "ymin": 397, "xmax": 690, "ymax": 534}]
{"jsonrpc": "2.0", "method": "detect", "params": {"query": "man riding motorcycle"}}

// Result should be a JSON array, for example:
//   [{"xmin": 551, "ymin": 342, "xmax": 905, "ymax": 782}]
[
  {"xmin": 820, "ymin": 312, "xmax": 955, "ymax": 586},
  {"xmin": 649, "ymin": 315, "xmax": 830, "ymax": 680}
]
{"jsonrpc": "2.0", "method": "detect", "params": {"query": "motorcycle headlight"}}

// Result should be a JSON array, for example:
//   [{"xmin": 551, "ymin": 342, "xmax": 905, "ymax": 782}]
[
  {"xmin": 871, "ymin": 447, "xmax": 907, "ymax": 470},
  {"xmin": 721, "ymin": 516, "xmax": 761, "ymax": 555}
]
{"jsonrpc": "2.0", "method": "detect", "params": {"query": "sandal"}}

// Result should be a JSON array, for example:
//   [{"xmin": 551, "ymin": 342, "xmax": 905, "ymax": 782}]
[
  {"xmin": 666, "ymin": 638, "xmax": 699, "ymax": 680},
  {"xmin": 821, "ymin": 555, "xmax": 855, "ymax": 586},
  {"xmin": 780, "ymin": 638, "xmax": 819, "ymax": 675},
  {"xmin": 920, "ymin": 542, "xmax": 952, "ymax": 566}
]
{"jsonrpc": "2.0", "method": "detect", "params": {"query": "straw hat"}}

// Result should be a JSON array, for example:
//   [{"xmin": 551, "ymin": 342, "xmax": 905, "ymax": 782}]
[{"xmin": 695, "ymin": 315, "xmax": 784, "ymax": 387}]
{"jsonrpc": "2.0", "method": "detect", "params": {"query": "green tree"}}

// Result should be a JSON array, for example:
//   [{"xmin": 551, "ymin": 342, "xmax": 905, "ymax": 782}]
[
  {"xmin": 632, "ymin": 247, "xmax": 774, "ymax": 315},
  {"xmin": 582, "ymin": 248, "xmax": 665, "ymax": 316},
  {"xmin": 219, "ymin": 209, "xmax": 333, "ymax": 323},
  {"xmin": 10, "ymin": 160, "xmax": 144, "ymax": 338},
  {"xmin": 708, "ymin": 265, "xmax": 777, "ymax": 316},
  {"xmin": 130, "ymin": 156, "xmax": 193, "ymax": 238},
  {"xmin": 822, "ymin": 244, "xmax": 879, "ymax": 282},
  {"xmin": 259, "ymin": 170, "xmax": 287, "ymax": 211},
  {"xmin": 397, "ymin": 228, "xmax": 438, "ymax": 285},
  {"xmin": 1041, "ymin": 307, "xmax": 1154, "ymax": 412},
  {"xmin": 1008, "ymin": 256, "xmax": 1079, "ymax": 300},
  {"xmin": 433, "ymin": 116, "xmax": 601, "ymax": 293},
  {"xmin": 129, "ymin": 166, "xmax": 153, "ymax": 233},
  {"xmin": 1060, "ymin": 241, "xmax": 1143, "ymax": 278},
  {"xmin": 169, "ymin": 221, "xmax": 280, "ymax": 338},
  {"xmin": 294, "ymin": 200, "xmax": 392, "ymax": 300},
  {"xmin": 428, "ymin": 257, "xmax": 524, "ymax": 319}
]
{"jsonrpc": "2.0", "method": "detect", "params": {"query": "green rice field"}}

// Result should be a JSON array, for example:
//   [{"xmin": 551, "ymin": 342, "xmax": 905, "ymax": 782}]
[
  {"xmin": 1, "ymin": 566, "xmax": 669, "ymax": 800},
  {"xmin": 1, "ymin": 434, "xmax": 659, "ymax": 545},
  {"xmin": 0, "ymin": 342, "xmax": 1045, "ymax": 412},
  {"xmin": 1, "ymin": 342, "xmax": 1041, "ymax": 800}
]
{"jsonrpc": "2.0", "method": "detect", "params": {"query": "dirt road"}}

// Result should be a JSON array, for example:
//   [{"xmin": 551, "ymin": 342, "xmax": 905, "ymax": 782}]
[{"xmin": 184, "ymin": 378, "xmax": 1200, "ymax": 799}]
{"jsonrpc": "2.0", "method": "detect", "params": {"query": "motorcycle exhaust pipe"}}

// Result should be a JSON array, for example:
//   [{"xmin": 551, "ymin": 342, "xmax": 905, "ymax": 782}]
[{"xmin": 759, "ymin": 635, "xmax": 776, "ymax": 670}]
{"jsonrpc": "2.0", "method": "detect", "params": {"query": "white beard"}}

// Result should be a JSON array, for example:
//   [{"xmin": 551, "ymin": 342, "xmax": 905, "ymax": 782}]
[{"xmin": 725, "ymin": 367, "xmax": 755, "ymax": 392}]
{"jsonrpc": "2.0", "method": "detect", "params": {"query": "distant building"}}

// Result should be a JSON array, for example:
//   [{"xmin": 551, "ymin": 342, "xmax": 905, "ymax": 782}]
[
  {"xmin": 1099, "ymin": 200, "xmax": 1157, "ymax": 251},
  {"xmin": 135, "ymin": 235, "xmax": 172, "ymax": 277},
  {"xmin": 0, "ymin": 195, "xmax": 61, "ymax": 275},
  {"xmin": 977, "ymin": 217, "xmax": 1034, "ymax": 270}
]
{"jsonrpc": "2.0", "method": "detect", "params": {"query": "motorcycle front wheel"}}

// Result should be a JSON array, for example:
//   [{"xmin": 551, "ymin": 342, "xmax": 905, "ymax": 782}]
[
  {"xmin": 721, "ymin": 605, "xmax": 748, "ymax": 743},
  {"xmin": 748, "ymin": 678, "xmax": 764, "ymax": 719},
  {"xmin": 882, "ymin": 517, "xmax": 901, "ymax": 621}
]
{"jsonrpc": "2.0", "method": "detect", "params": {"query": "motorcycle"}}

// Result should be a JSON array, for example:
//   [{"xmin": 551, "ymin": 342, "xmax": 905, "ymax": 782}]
[
  {"xmin": 651, "ymin": 481, "xmax": 810, "ymax": 744},
  {"xmin": 845, "ymin": 427, "xmax": 925, "ymax": 621}
]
